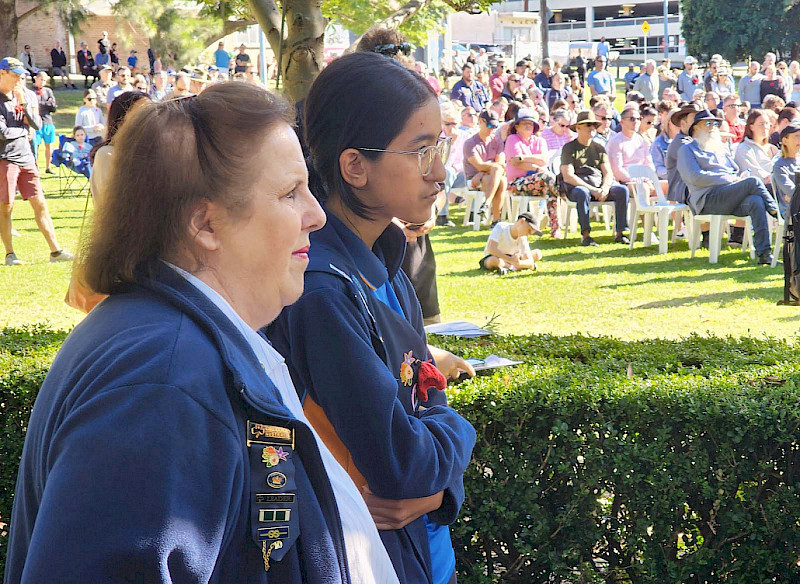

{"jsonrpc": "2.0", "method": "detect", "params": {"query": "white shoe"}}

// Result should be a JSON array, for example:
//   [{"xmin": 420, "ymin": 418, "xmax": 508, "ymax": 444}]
[
  {"xmin": 674, "ymin": 228, "xmax": 686, "ymax": 239},
  {"xmin": 11, "ymin": 229, "xmax": 21, "ymax": 237},
  {"xmin": 5, "ymin": 252, "xmax": 23, "ymax": 266},
  {"xmin": 49, "ymin": 250, "xmax": 75, "ymax": 263},
  {"xmin": 649, "ymin": 234, "xmax": 660, "ymax": 245}
]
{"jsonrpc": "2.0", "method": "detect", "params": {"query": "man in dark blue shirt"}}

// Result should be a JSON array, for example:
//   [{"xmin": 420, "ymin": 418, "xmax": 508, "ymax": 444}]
[
  {"xmin": 534, "ymin": 57, "xmax": 553, "ymax": 90},
  {"xmin": 449, "ymin": 63, "xmax": 489, "ymax": 111}
]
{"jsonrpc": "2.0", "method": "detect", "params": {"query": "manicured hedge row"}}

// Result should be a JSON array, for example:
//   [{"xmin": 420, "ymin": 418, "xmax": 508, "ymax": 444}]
[
  {"xmin": 432, "ymin": 334, "xmax": 800, "ymax": 583},
  {"xmin": 0, "ymin": 327, "xmax": 67, "ymax": 577},
  {"xmin": 2, "ymin": 328, "xmax": 800, "ymax": 583}
]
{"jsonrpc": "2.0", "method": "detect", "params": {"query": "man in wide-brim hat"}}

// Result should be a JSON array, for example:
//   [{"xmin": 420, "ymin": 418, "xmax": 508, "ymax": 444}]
[
  {"xmin": 677, "ymin": 109, "xmax": 780, "ymax": 265},
  {"xmin": 561, "ymin": 110, "xmax": 630, "ymax": 247},
  {"xmin": 665, "ymin": 103, "xmax": 700, "ymax": 204}
]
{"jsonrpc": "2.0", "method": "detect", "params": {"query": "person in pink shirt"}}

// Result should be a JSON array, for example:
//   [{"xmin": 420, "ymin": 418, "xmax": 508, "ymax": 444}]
[
  {"xmin": 488, "ymin": 61, "xmax": 507, "ymax": 101},
  {"xmin": 541, "ymin": 110, "xmax": 576, "ymax": 151},
  {"xmin": 504, "ymin": 109, "xmax": 560, "ymax": 236},
  {"xmin": 414, "ymin": 62, "xmax": 441, "ymax": 95},
  {"xmin": 605, "ymin": 107, "xmax": 655, "ymax": 185}
]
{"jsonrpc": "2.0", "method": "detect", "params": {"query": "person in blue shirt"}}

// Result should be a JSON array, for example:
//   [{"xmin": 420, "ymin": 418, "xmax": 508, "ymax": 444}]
[
  {"xmin": 5, "ymin": 81, "xmax": 399, "ymax": 583},
  {"xmin": 127, "ymin": 49, "xmax": 138, "ymax": 70},
  {"xmin": 93, "ymin": 49, "xmax": 109, "ymax": 68},
  {"xmin": 214, "ymin": 41, "xmax": 231, "ymax": 74},
  {"xmin": 450, "ymin": 62, "xmax": 489, "ymax": 111},
  {"xmin": 623, "ymin": 63, "xmax": 639, "ymax": 90},
  {"xmin": 533, "ymin": 57, "xmax": 553, "ymax": 90},
  {"xmin": 586, "ymin": 55, "xmax": 616, "ymax": 99},
  {"xmin": 268, "ymin": 52, "xmax": 477, "ymax": 584},
  {"xmin": 597, "ymin": 36, "xmax": 610, "ymax": 59}
]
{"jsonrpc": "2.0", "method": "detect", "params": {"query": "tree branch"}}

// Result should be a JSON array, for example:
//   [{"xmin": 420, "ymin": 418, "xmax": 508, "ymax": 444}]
[
  {"xmin": 17, "ymin": 5, "xmax": 42, "ymax": 23},
  {"xmin": 204, "ymin": 18, "xmax": 257, "ymax": 47},
  {"xmin": 347, "ymin": 0, "xmax": 431, "ymax": 53},
  {"xmin": 247, "ymin": 0, "xmax": 284, "ymax": 52}
]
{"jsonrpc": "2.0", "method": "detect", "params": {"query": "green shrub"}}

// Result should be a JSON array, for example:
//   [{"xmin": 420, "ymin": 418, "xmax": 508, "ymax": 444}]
[
  {"xmin": 3, "ymin": 328, "xmax": 800, "ymax": 583},
  {"xmin": 0, "ymin": 326, "xmax": 67, "ymax": 577},
  {"xmin": 435, "ymin": 333, "xmax": 800, "ymax": 583}
]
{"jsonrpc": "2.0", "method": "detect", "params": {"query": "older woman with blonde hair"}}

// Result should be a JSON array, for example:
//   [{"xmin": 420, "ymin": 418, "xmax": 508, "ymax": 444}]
[{"xmin": 5, "ymin": 82, "xmax": 400, "ymax": 583}]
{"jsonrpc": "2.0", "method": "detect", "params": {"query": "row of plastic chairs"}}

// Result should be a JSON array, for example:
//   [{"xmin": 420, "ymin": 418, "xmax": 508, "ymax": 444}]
[{"xmin": 452, "ymin": 158, "xmax": 783, "ymax": 264}]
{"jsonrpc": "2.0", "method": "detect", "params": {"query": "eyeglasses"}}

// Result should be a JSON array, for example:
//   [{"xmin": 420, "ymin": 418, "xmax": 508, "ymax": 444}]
[
  {"xmin": 624, "ymin": 116, "xmax": 642, "ymax": 121},
  {"xmin": 558, "ymin": 123, "xmax": 570, "ymax": 128},
  {"xmin": 602, "ymin": 116, "xmax": 613, "ymax": 121},
  {"xmin": 724, "ymin": 103, "xmax": 742, "ymax": 108},
  {"xmin": 702, "ymin": 120, "xmax": 722, "ymax": 129},
  {"xmin": 355, "ymin": 137, "xmax": 452, "ymax": 177}
]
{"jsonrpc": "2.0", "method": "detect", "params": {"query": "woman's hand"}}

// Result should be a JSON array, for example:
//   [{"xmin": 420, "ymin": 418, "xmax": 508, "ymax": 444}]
[
  {"xmin": 361, "ymin": 486, "xmax": 444, "ymax": 530},
  {"xmin": 427, "ymin": 345, "xmax": 476, "ymax": 380}
]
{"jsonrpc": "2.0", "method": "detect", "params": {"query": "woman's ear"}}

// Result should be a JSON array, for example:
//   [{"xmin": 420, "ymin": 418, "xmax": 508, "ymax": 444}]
[
  {"xmin": 339, "ymin": 148, "xmax": 368, "ymax": 189},
  {"xmin": 187, "ymin": 200, "xmax": 223, "ymax": 253}
]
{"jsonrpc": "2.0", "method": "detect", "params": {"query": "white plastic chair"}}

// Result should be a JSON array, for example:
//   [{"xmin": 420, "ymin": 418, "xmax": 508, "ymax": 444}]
[
  {"xmin": 628, "ymin": 164, "xmax": 692, "ymax": 254},
  {"xmin": 462, "ymin": 174, "xmax": 511, "ymax": 231},
  {"xmin": 770, "ymin": 213, "xmax": 785, "ymax": 267},
  {"xmin": 689, "ymin": 213, "xmax": 754, "ymax": 263}
]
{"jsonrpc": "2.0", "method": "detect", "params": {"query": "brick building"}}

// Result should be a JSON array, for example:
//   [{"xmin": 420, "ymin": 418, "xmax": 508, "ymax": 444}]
[{"xmin": 16, "ymin": 0, "xmax": 150, "ymax": 73}]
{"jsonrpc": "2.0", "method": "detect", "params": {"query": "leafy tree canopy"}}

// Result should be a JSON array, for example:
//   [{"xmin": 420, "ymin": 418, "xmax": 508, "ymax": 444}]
[{"xmin": 681, "ymin": 0, "xmax": 800, "ymax": 61}]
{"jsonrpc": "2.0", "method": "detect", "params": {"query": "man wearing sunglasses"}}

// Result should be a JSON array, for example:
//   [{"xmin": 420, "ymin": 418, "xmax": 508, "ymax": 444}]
[
  {"xmin": 606, "ymin": 106, "xmax": 655, "ymax": 185},
  {"xmin": 463, "ymin": 110, "xmax": 507, "ymax": 224},
  {"xmin": 677, "ymin": 109, "xmax": 780, "ymax": 264}
]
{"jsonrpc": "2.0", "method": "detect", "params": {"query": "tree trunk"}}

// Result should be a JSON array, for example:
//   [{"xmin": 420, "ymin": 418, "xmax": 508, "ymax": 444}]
[
  {"xmin": 248, "ymin": 0, "xmax": 327, "ymax": 103},
  {"xmin": 0, "ymin": 0, "xmax": 18, "ymax": 59}
]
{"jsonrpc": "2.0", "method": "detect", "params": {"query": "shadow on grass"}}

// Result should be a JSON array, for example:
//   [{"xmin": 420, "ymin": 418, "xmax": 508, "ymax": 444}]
[{"xmin": 634, "ymin": 287, "xmax": 781, "ymax": 308}]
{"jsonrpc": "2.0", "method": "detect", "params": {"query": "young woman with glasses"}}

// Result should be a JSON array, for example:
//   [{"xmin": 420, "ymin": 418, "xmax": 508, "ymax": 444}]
[{"xmin": 267, "ymin": 52, "xmax": 476, "ymax": 584}]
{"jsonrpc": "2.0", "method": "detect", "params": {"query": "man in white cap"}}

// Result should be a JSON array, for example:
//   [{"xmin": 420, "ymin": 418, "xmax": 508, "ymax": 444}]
[{"xmin": 677, "ymin": 56, "xmax": 701, "ymax": 102}]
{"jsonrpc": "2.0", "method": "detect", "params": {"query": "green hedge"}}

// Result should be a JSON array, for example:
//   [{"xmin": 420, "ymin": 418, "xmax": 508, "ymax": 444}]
[
  {"xmin": 0, "ymin": 326, "xmax": 67, "ymax": 577},
  {"xmin": 433, "ymin": 334, "xmax": 800, "ymax": 583},
  {"xmin": 3, "ymin": 328, "xmax": 800, "ymax": 582}
]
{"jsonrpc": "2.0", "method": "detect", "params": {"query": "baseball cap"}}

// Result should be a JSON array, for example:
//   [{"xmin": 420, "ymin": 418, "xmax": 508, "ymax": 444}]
[
  {"xmin": 779, "ymin": 123, "xmax": 800, "ymax": 141},
  {"xmin": 518, "ymin": 212, "xmax": 538, "ymax": 227},
  {"xmin": 0, "ymin": 57, "xmax": 26, "ymax": 75},
  {"xmin": 684, "ymin": 56, "xmax": 697, "ymax": 65},
  {"xmin": 99, "ymin": 64, "xmax": 113, "ymax": 72},
  {"xmin": 479, "ymin": 109, "xmax": 501, "ymax": 128}
]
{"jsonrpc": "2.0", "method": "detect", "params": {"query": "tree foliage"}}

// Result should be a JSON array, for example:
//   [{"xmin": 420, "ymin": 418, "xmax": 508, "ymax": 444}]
[
  {"xmin": 681, "ymin": 0, "xmax": 800, "ymax": 61},
  {"xmin": 112, "ymin": 0, "xmax": 225, "ymax": 67}
]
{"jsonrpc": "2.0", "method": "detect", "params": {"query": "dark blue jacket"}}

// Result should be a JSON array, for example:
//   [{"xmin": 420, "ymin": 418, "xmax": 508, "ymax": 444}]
[
  {"xmin": 267, "ymin": 212, "xmax": 476, "ymax": 584},
  {"xmin": 5, "ymin": 264, "xmax": 351, "ymax": 584}
]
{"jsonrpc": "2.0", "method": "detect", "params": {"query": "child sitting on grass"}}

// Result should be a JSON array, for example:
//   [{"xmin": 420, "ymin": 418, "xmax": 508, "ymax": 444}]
[{"xmin": 479, "ymin": 212, "xmax": 543, "ymax": 274}]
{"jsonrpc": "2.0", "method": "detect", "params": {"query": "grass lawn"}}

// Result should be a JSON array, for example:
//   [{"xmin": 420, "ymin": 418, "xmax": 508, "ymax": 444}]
[{"xmin": 2, "ymin": 85, "xmax": 797, "ymax": 339}]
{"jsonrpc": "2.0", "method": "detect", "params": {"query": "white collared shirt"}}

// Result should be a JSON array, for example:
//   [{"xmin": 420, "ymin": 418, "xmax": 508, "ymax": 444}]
[{"xmin": 168, "ymin": 264, "xmax": 399, "ymax": 584}]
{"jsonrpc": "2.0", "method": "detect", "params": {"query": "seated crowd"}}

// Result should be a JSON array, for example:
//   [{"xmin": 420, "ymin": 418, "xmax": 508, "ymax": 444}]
[{"xmin": 440, "ymin": 49, "xmax": 799, "ymax": 267}]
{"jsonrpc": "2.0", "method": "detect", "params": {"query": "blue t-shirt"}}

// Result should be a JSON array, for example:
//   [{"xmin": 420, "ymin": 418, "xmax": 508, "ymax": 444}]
[
  {"xmin": 214, "ymin": 49, "xmax": 230, "ymax": 69},
  {"xmin": 587, "ymin": 70, "xmax": 614, "ymax": 95},
  {"xmin": 597, "ymin": 42, "xmax": 610, "ymax": 58},
  {"xmin": 94, "ymin": 52, "xmax": 109, "ymax": 66},
  {"xmin": 367, "ymin": 276, "xmax": 456, "ymax": 584},
  {"xmin": 127, "ymin": 55, "xmax": 138, "ymax": 68}
]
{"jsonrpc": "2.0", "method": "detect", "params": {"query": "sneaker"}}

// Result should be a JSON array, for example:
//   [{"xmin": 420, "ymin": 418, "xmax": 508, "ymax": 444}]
[
  {"xmin": 497, "ymin": 267, "xmax": 509, "ymax": 275},
  {"xmin": 728, "ymin": 226, "xmax": 744, "ymax": 247},
  {"xmin": 453, "ymin": 196, "xmax": 465, "ymax": 205},
  {"xmin": 49, "ymin": 250, "xmax": 75, "ymax": 263},
  {"xmin": 45, "ymin": 168, "xmax": 55, "ymax": 175},
  {"xmin": 649, "ymin": 233, "xmax": 659, "ymax": 245},
  {"xmin": 614, "ymin": 234, "xmax": 631, "ymax": 245},
  {"xmin": 435, "ymin": 216, "xmax": 455, "ymax": 227},
  {"xmin": 5, "ymin": 252, "xmax": 23, "ymax": 266},
  {"xmin": 11, "ymin": 228, "xmax": 20, "ymax": 237},
  {"xmin": 551, "ymin": 229, "xmax": 562, "ymax": 239},
  {"xmin": 757, "ymin": 252, "xmax": 779, "ymax": 266},
  {"xmin": 581, "ymin": 236, "xmax": 599, "ymax": 247},
  {"xmin": 674, "ymin": 228, "xmax": 686, "ymax": 239}
]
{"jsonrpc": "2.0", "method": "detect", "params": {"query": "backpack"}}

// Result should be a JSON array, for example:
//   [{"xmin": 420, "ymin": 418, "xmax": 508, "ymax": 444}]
[{"xmin": 779, "ymin": 171, "xmax": 800, "ymax": 305}]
